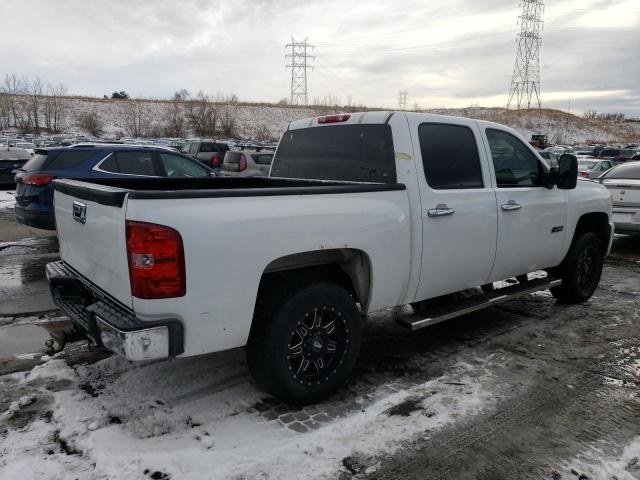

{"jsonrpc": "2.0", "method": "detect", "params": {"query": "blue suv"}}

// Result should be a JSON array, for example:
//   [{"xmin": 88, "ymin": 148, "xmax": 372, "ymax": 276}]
[{"xmin": 15, "ymin": 145, "xmax": 215, "ymax": 230}]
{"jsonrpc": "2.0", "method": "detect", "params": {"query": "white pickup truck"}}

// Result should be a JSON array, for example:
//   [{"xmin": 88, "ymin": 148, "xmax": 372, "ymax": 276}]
[{"xmin": 47, "ymin": 112, "xmax": 614, "ymax": 404}]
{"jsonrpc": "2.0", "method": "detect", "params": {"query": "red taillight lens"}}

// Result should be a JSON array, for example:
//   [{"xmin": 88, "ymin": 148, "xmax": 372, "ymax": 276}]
[
  {"xmin": 317, "ymin": 114, "xmax": 350, "ymax": 124},
  {"xmin": 126, "ymin": 220, "xmax": 185, "ymax": 299},
  {"xmin": 579, "ymin": 171, "xmax": 589, "ymax": 178},
  {"xmin": 21, "ymin": 174, "xmax": 55, "ymax": 186},
  {"xmin": 211, "ymin": 154, "xmax": 222, "ymax": 167},
  {"xmin": 239, "ymin": 154, "xmax": 247, "ymax": 172}
]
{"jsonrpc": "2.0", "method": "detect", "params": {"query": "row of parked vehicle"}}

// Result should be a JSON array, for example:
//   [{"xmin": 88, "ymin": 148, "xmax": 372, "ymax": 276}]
[{"xmin": 2, "ymin": 138, "xmax": 275, "ymax": 230}]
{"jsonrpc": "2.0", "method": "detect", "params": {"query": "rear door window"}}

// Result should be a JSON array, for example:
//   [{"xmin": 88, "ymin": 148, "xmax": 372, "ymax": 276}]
[
  {"xmin": 113, "ymin": 151, "xmax": 157, "ymax": 176},
  {"xmin": 418, "ymin": 123, "xmax": 483, "ymax": 189},
  {"xmin": 271, "ymin": 124, "xmax": 396, "ymax": 183},
  {"xmin": 99, "ymin": 154, "xmax": 119, "ymax": 173},
  {"xmin": 486, "ymin": 129, "xmax": 542, "ymax": 187}
]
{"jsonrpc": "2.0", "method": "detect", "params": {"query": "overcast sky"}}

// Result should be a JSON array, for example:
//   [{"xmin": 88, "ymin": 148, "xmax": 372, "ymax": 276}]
[{"xmin": 1, "ymin": 0, "xmax": 638, "ymax": 115}]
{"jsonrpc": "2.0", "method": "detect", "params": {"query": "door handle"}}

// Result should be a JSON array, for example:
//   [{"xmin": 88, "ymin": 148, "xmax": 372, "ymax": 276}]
[
  {"xmin": 427, "ymin": 204, "xmax": 455, "ymax": 217},
  {"xmin": 501, "ymin": 201, "xmax": 522, "ymax": 211}
]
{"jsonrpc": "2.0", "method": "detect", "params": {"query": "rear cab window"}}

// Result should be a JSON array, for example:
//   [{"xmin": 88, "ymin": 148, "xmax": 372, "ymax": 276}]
[{"xmin": 271, "ymin": 124, "xmax": 397, "ymax": 183}]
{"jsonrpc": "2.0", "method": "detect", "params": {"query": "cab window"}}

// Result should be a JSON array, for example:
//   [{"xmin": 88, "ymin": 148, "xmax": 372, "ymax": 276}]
[{"xmin": 486, "ymin": 129, "xmax": 541, "ymax": 187}]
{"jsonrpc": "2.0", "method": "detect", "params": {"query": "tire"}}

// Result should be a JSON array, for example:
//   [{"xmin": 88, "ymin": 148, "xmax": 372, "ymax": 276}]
[
  {"xmin": 247, "ymin": 282, "xmax": 362, "ymax": 405},
  {"xmin": 550, "ymin": 232, "xmax": 603, "ymax": 303}
]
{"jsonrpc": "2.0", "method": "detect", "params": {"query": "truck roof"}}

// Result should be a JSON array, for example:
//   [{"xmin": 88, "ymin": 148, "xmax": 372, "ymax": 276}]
[{"xmin": 288, "ymin": 111, "xmax": 508, "ymax": 132}]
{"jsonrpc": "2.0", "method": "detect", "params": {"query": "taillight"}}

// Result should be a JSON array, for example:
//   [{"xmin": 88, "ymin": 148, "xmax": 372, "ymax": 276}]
[
  {"xmin": 239, "ymin": 154, "xmax": 247, "ymax": 172},
  {"xmin": 211, "ymin": 154, "xmax": 222, "ymax": 167},
  {"xmin": 21, "ymin": 174, "xmax": 55, "ymax": 186},
  {"xmin": 317, "ymin": 114, "xmax": 350, "ymax": 124},
  {"xmin": 126, "ymin": 220, "xmax": 185, "ymax": 299},
  {"xmin": 579, "ymin": 171, "xmax": 589, "ymax": 178}
]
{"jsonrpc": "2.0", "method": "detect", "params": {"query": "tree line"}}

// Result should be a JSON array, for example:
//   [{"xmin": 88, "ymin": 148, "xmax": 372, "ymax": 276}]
[{"xmin": 0, "ymin": 74, "xmax": 268, "ymax": 140}]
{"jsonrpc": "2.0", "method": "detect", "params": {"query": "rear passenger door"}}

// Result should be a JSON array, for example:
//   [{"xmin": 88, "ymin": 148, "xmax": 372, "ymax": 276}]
[
  {"xmin": 481, "ymin": 128, "xmax": 567, "ymax": 281},
  {"xmin": 412, "ymin": 120, "xmax": 498, "ymax": 301}
]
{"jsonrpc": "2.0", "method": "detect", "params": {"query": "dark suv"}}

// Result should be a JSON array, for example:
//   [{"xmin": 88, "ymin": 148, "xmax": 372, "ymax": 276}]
[
  {"xmin": 14, "ymin": 145, "xmax": 214, "ymax": 230},
  {"xmin": 181, "ymin": 141, "xmax": 230, "ymax": 170}
]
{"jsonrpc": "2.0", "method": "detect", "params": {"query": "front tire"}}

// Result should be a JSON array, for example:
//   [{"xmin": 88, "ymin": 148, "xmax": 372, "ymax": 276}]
[
  {"xmin": 247, "ymin": 282, "xmax": 362, "ymax": 405},
  {"xmin": 550, "ymin": 232, "xmax": 603, "ymax": 302}
]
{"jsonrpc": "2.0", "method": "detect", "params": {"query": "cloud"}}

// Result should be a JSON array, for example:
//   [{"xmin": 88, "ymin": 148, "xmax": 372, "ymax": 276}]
[{"xmin": 0, "ymin": 0, "xmax": 637, "ymax": 114}]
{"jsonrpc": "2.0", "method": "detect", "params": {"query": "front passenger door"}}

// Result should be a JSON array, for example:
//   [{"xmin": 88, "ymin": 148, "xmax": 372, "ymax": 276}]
[{"xmin": 483, "ymin": 128, "xmax": 567, "ymax": 281}]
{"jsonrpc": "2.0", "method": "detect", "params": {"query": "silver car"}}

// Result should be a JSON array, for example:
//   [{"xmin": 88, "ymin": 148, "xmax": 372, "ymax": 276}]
[
  {"xmin": 578, "ymin": 158, "xmax": 614, "ymax": 179},
  {"xmin": 221, "ymin": 150, "xmax": 273, "ymax": 177},
  {"xmin": 599, "ymin": 161, "xmax": 640, "ymax": 235}
]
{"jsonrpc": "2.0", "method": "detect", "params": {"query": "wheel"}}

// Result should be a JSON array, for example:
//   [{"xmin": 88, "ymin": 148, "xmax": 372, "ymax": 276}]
[
  {"xmin": 247, "ymin": 282, "xmax": 362, "ymax": 405},
  {"xmin": 550, "ymin": 232, "xmax": 603, "ymax": 303}
]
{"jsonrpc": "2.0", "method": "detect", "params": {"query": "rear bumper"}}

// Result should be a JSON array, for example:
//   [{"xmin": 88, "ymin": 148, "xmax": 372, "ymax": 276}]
[
  {"xmin": 612, "ymin": 207, "xmax": 640, "ymax": 236},
  {"xmin": 14, "ymin": 206, "xmax": 56, "ymax": 230},
  {"xmin": 45, "ymin": 260, "xmax": 184, "ymax": 360}
]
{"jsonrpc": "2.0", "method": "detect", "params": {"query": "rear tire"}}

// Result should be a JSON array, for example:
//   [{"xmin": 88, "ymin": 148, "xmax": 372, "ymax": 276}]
[
  {"xmin": 247, "ymin": 282, "xmax": 362, "ymax": 405},
  {"xmin": 550, "ymin": 232, "xmax": 603, "ymax": 303}
]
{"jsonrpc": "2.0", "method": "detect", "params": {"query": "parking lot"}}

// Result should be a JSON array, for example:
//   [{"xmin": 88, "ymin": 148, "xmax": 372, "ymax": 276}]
[{"xmin": 0, "ymin": 185, "xmax": 638, "ymax": 480}]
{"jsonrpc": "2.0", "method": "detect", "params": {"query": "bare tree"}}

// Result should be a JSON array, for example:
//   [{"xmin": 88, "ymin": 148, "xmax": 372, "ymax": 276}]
[
  {"xmin": 44, "ymin": 83, "xmax": 68, "ymax": 133},
  {"xmin": 0, "ymin": 92, "xmax": 11, "ymax": 129},
  {"xmin": 218, "ymin": 104, "xmax": 237, "ymax": 138},
  {"xmin": 77, "ymin": 110, "xmax": 103, "ymax": 137},
  {"xmin": 185, "ymin": 92, "xmax": 217, "ymax": 137},
  {"xmin": 161, "ymin": 101, "xmax": 186, "ymax": 137},
  {"xmin": 3, "ymin": 74, "xmax": 31, "ymax": 132},
  {"xmin": 25, "ymin": 77, "xmax": 44, "ymax": 133},
  {"xmin": 173, "ymin": 89, "xmax": 190, "ymax": 102},
  {"xmin": 119, "ymin": 100, "xmax": 154, "ymax": 137}
]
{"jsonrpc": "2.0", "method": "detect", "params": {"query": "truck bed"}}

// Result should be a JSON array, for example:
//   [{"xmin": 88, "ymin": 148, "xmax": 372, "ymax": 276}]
[{"xmin": 54, "ymin": 177, "xmax": 406, "ymax": 207}]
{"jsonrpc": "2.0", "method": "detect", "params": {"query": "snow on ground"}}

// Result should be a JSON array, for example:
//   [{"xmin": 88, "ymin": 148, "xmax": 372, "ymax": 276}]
[
  {"xmin": 0, "ymin": 351, "xmax": 494, "ymax": 480},
  {"xmin": 0, "ymin": 191, "xmax": 16, "ymax": 210},
  {"xmin": 566, "ymin": 437, "xmax": 640, "ymax": 480}
]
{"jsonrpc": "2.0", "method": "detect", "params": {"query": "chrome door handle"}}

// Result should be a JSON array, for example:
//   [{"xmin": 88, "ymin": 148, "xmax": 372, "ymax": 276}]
[
  {"xmin": 501, "ymin": 201, "xmax": 522, "ymax": 211},
  {"xmin": 427, "ymin": 204, "xmax": 455, "ymax": 217}
]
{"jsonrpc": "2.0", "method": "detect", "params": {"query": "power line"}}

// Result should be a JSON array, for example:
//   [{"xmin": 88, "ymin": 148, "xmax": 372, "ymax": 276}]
[
  {"xmin": 285, "ymin": 37, "xmax": 315, "ymax": 105},
  {"xmin": 507, "ymin": 0, "xmax": 545, "ymax": 109}
]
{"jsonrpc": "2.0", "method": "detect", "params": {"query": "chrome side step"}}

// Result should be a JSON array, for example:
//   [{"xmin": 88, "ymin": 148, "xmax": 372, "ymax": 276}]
[{"xmin": 396, "ymin": 277, "xmax": 562, "ymax": 331}]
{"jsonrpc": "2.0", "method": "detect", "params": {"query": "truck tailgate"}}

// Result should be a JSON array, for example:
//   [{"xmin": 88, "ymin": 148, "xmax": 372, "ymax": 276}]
[{"xmin": 53, "ymin": 180, "xmax": 133, "ymax": 308}]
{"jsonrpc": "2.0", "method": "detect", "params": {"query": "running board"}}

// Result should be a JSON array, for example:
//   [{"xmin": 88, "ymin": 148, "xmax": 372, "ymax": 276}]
[{"xmin": 396, "ymin": 277, "xmax": 562, "ymax": 331}]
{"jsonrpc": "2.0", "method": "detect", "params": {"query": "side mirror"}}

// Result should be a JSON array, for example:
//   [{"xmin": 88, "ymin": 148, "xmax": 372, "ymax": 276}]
[{"xmin": 557, "ymin": 154, "xmax": 578, "ymax": 189}]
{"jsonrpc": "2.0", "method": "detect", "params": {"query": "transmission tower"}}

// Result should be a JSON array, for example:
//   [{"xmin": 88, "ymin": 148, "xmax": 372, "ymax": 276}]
[
  {"xmin": 285, "ymin": 37, "xmax": 315, "ymax": 105},
  {"xmin": 398, "ymin": 90, "xmax": 408, "ymax": 110},
  {"xmin": 507, "ymin": 0, "xmax": 544, "ymax": 109}
]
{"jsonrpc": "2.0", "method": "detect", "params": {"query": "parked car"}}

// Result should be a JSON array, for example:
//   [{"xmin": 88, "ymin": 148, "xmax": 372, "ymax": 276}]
[
  {"xmin": 182, "ymin": 141, "xmax": 230, "ymax": 170},
  {"xmin": 221, "ymin": 150, "xmax": 273, "ymax": 177},
  {"xmin": 0, "ymin": 148, "xmax": 31, "ymax": 185},
  {"xmin": 12, "ymin": 142, "xmax": 36, "ymax": 155},
  {"xmin": 577, "ymin": 159, "xmax": 614, "ymax": 179},
  {"xmin": 14, "ymin": 145, "xmax": 214, "ymax": 230},
  {"xmin": 46, "ymin": 111, "xmax": 613, "ymax": 404},
  {"xmin": 597, "ymin": 148, "xmax": 636, "ymax": 163},
  {"xmin": 599, "ymin": 161, "xmax": 640, "ymax": 235}
]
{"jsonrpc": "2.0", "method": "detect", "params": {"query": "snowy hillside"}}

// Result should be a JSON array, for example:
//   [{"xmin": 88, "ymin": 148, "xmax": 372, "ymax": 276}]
[{"xmin": 6, "ymin": 96, "xmax": 640, "ymax": 144}]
